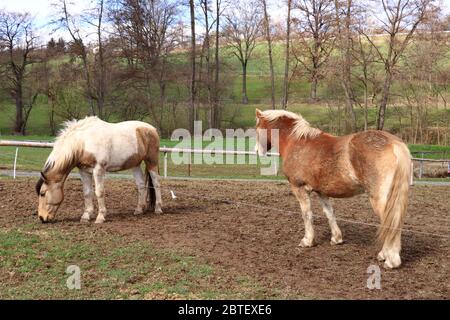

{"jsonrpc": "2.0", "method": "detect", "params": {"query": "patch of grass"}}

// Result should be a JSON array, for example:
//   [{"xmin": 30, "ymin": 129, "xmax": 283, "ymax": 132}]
[{"xmin": 0, "ymin": 227, "xmax": 278, "ymax": 299}]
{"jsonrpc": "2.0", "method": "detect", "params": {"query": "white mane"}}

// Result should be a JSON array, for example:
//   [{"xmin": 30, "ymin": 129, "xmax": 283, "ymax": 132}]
[
  {"xmin": 43, "ymin": 117, "xmax": 101, "ymax": 173},
  {"xmin": 259, "ymin": 110, "xmax": 321, "ymax": 140}
]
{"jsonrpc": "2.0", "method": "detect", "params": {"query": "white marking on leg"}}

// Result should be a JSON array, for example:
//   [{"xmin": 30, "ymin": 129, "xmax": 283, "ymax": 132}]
[
  {"xmin": 292, "ymin": 186, "xmax": 315, "ymax": 247},
  {"xmin": 150, "ymin": 170, "xmax": 163, "ymax": 214},
  {"xmin": 318, "ymin": 195, "xmax": 343, "ymax": 245},
  {"xmin": 383, "ymin": 233, "xmax": 402, "ymax": 269}
]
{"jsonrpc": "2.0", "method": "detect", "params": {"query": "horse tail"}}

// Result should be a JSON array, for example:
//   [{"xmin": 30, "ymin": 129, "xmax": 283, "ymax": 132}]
[
  {"xmin": 146, "ymin": 165, "xmax": 156, "ymax": 211},
  {"xmin": 377, "ymin": 142, "xmax": 411, "ymax": 247}
]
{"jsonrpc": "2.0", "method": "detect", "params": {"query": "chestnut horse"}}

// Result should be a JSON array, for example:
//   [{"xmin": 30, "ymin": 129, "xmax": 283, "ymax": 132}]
[
  {"xmin": 255, "ymin": 109, "xmax": 412, "ymax": 269},
  {"xmin": 36, "ymin": 116, "xmax": 162, "ymax": 223}
]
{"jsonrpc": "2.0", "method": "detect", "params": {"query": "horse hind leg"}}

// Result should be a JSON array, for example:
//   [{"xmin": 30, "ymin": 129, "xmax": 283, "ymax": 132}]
[
  {"xmin": 370, "ymin": 195, "xmax": 402, "ymax": 269},
  {"xmin": 318, "ymin": 195, "xmax": 343, "ymax": 245},
  {"xmin": 145, "ymin": 163, "xmax": 162, "ymax": 214},
  {"xmin": 93, "ymin": 165, "xmax": 107, "ymax": 224},
  {"xmin": 132, "ymin": 166, "xmax": 148, "ymax": 215},
  {"xmin": 370, "ymin": 167, "xmax": 407, "ymax": 269}
]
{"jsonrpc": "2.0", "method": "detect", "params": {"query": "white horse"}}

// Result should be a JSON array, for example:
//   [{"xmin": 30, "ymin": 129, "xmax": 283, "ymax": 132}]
[{"xmin": 36, "ymin": 116, "xmax": 162, "ymax": 223}]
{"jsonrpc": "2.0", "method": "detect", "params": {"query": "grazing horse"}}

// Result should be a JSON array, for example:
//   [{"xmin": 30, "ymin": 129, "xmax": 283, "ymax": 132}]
[
  {"xmin": 36, "ymin": 116, "xmax": 162, "ymax": 224},
  {"xmin": 254, "ymin": 109, "xmax": 412, "ymax": 269}
]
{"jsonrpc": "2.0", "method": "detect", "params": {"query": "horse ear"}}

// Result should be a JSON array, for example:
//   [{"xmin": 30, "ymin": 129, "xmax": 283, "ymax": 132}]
[
  {"xmin": 255, "ymin": 108, "xmax": 262, "ymax": 118},
  {"xmin": 40, "ymin": 172, "xmax": 48, "ymax": 182}
]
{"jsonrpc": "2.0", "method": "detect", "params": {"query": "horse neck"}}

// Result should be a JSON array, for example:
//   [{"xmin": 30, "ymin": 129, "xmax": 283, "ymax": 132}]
[
  {"xmin": 268, "ymin": 122, "xmax": 296, "ymax": 158},
  {"xmin": 45, "ymin": 142, "xmax": 80, "ymax": 183},
  {"xmin": 45, "ymin": 168, "xmax": 70, "ymax": 185}
]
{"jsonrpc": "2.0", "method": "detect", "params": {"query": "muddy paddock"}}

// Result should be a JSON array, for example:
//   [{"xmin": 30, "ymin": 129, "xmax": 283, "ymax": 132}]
[{"xmin": 0, "ymin": 178, "xmax": 449, "ymax": 299}]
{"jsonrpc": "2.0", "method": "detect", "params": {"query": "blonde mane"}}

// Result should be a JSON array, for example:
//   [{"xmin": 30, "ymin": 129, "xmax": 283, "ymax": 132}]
[
  {"xmin": 259, "ymin": 110, "xmax": 321, "ymax": 140},
  {"xmin": 43, "ymin": 117, "xmax": 101, "ymax": 174}
]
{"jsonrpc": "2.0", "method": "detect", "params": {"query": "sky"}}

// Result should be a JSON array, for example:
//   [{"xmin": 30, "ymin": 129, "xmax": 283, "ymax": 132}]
[
  {"xmin": 1, "ymin": 0, "xmax": 449, "ymax": 44},
  {"xmin": 0, "ymin": 0, "xmax": 94, "ymax": 42}
]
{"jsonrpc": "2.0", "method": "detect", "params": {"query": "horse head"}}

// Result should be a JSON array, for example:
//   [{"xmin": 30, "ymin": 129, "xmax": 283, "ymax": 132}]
[
  {"xmin": 36, "ymin": 172, "xmax": 65, "ymax": 223},
  {"xmin": 255, "ymin": 108, "xmax": 273, "ymax": 156}
]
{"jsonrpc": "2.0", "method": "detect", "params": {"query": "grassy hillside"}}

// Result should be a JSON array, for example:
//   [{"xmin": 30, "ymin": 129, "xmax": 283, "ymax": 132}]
[{"xmin": 0, "ymin": 39, "xmax": 449, "ymax": 141}]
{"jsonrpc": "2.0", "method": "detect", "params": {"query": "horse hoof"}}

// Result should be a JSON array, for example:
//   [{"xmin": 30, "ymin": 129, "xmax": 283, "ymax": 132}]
[
  {"xmin": 133, "ymin": 210, "xmax": 143, "ymax": 215},
  {"xmin": 80, "ymin": 218, "xmax": 90, "ymax": 223},
  {"xmin": 95, "ymin": 217, "xmax": 105, "ymax": 224},
  {"xmin": 299, "ymin": 238, "xmax": 314, "ymax": 248},
  {"xmin": 155, "ymin": 208, "xmax": 163, "ymax": 215},
  {"xmin": 383, "ymin": 254, "xmax": 401, "ymax": 269},
  {"xmin": 330, "ymin": 237, "xmax": 344, "ymax": 245},
  {"xmin": 377, "ymin": 251, "xmax": 386, "ymax": 262}
]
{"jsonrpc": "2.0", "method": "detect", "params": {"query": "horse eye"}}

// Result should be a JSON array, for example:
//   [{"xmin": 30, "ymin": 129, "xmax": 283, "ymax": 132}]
[{"xmin": 40, "ymin": 192, "xmax": 46, "ymax": 197}]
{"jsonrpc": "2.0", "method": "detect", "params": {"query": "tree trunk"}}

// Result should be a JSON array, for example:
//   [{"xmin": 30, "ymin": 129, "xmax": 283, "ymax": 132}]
[
  {"xmin": 310, "ymin": 77, "xmax": 318, "ymax": 101},
  {"xmin": 363, "ymin": 84, "xmax": 368, "ymax": 131},
  {"xmin": 97, "ymin": 0, "xmax": 105, "ymax": 119},
  {"xmin": 335, "ymin": 0, "xmax": 356, "ymax": 132},
  {"xmin": 203, "ymin": 0, "xmax": 212, "ymax": 128},
  {"xmin": 81, "ymin": 51, "xmax": 96, "ymax": 116},
  {"xmin": 14, "ymin": 85, "xmax": 24, "ymax": 135},
  {"xmin": 378, "ymin": 72, "xmax": 392, "ymax": 130},
  {"xmin": 262, "ymin": 0, "xmax": 275, "ymax": 109},
  {"xmin": 213, "ymin": 0, "xmax": 220, "ymax": 128},
  {"xmin": 242, "ymin": 62, "xmax": 249, "ymax": 104},
  {"xmin": 281, "ymin": 0, "xmax": 291, "ymax": 110},
  {"xmin": 189, "ymin": 0, "xmax": 196, "ymax": 132}
]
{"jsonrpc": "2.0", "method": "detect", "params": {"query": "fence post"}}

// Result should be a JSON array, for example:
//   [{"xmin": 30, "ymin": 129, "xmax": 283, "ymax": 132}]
[
  {"xmin": 13, "ymin": 147, "xmax": 18, "ymax": 179},
  {"xmin": 163, "ymin": 149, "xmax": 168, "ymax": 179},
  {"xmin": 410, "ymin": 162, "xmax": 414, "ymax": 185},
  {"xmin": 188, "ymin": 151, "xmax": 191, "ymax": 177},
  {"xmin": 419, "ymin": 160, "xmax": 423, "ymax": 179}
]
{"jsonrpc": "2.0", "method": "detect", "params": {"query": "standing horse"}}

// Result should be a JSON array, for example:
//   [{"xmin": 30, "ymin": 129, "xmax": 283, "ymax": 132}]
[
  {"xmin": 36, "ymin": 116, "xmax": 162, "ymax": 224},
  {"xmin": 255, "ymin": 109, "xmax": 412, "ymax": 269}
]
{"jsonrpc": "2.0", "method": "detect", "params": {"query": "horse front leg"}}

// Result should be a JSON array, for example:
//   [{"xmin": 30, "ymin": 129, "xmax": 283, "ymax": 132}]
[
  {"xmin": 291, "ymin": 185, "xmax": 315, "ymax": 247},
  {"xmin": 93, "ymin": 166, "xmax": 107, "ymax": 224},
  {"xmin": 79, "ymin": 169, "xmax": 95, "ymax": 222},
  {"xmin": 318, "ymin": 195, "xmax": 343, "ymax": 245}
]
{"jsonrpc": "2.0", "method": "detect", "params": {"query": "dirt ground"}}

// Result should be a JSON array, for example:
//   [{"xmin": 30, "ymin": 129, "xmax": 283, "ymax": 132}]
[{"xmin": 0, "ymin": 177, "xmax": 449, "ymax": 299}]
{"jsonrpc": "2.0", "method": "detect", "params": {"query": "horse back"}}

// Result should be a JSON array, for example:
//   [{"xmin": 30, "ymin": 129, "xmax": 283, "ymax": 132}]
[
  {"xmin": 80, "ymin": 121, "xmax": 159, "ymax": 171},
  {"xmin": 283, "ymin": 130, "xmax": 406, "ymax": 198}
]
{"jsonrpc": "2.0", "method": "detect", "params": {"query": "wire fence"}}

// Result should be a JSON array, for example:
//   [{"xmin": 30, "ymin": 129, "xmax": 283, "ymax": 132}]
[{"xmin": 0, "ymin": 139, "xmax": 449, "ymax": 242}]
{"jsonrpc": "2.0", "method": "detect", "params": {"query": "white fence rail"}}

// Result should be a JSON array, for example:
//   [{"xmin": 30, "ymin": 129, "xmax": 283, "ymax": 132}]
[{"xmin": 0, "ymin": 139, "xmax": 280, "ymax": 179}]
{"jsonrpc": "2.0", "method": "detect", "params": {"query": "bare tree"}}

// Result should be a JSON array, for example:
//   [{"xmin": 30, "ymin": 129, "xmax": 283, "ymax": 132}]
[
  {"xmin": 261, "ymin": 0, "xmax": 276, "ymax": 109},
  {"xmin": 352, "ymin": 3, "xmax": 379, "ymax": 131},
  {"xmin": 223, "ymin": 1, "xmax": 263, "ymax": 104},
  {"xmin": 109, "ymin": 0, "xmax": 178, "ymax": 131},
  {"xmin": 212, "ymin": 0, "xmax": 222, "ymax": 127},
  {"xmin": 189, "ymin": 0, "xmax": 196, "ymax": 132},
  {"xmin": 0, "ymin": 11, "xmax": 38, "ymax": 135},
  {"xmin": 333, "ymin": 0, "xmax": 356, "ymax": 132},
  {"xmin": 291, "ymin": 0, "xmax": 335, "ymax": 101},
  {"xmin": 362, "ymin": 0, "xmax": 432, "ymax": 130},
  {"xmin": 87, "ymin": 0, "xmax": 107, "ymax": 118},
  {"xmin": 281, "ymin": 0, "xmax": 292, "ymax": 109},
  {"xmin": 52, "ymin": 0, "xmax": 96, "ymax": 116},
  {"xmin": 199, "ymin": 0, "xmax": 214, "ymax": 127}
]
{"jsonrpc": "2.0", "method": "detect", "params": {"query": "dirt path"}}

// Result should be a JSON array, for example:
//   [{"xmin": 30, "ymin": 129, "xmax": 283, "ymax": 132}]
[{"xmin": 0, "ymin": 178, "xmax": 449, "ymax": 299}]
